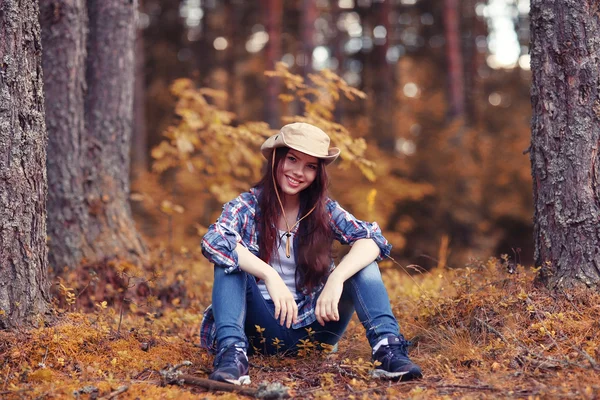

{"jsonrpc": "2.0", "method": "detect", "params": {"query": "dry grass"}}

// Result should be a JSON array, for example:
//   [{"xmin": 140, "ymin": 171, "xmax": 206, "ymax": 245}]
[{"xmin": 2, "ymin": 253, "xmax": 600, "ymax": 399}]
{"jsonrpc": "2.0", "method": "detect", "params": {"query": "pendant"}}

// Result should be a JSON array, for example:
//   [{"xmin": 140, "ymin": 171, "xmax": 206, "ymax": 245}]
[{"xmin": 285, "ymin": 232, "xmax": 291, "ymax": 258}]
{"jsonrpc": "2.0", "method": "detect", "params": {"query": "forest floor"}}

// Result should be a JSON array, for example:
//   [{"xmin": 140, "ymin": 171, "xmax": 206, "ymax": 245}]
[{"xmin": 2, "ymin": 251, "xmax": 600, "ymax": 399}]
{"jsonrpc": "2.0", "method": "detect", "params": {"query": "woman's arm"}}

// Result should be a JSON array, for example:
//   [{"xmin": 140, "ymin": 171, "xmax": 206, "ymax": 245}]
[
  {"xmin": 327, "ymin": 199, "xmax": 392, "ymax": 260},
  {"xmin": 328, "ymin": 238, "xmax": 380, "ymax": 282},
  {"xmin": 314, "ymin": 238, "xmax": 379, "ymax": 325},
  {"xmin": 236, "ymin": 244, "xmax": 298, "ymax": 328}
]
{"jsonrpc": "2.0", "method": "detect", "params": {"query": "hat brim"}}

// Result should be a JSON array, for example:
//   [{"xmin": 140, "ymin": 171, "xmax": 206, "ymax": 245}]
[{"xmin": 261, "ymin": 134, "xmax": 340, "ymax": 165}]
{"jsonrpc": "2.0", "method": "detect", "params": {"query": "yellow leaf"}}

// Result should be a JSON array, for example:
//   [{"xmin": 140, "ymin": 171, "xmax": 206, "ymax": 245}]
[
  {"xmin": 176, "ymin": 136, "xmax": 195, "ymax": 155},
  {"xmin": 28, "ymin": 369, "xmax": 53, "ymax": 382}
]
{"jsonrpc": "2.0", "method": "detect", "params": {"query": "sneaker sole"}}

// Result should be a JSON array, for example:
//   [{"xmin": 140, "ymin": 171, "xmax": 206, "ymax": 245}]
[
  {"xmin": 371, "ymin": 369, "xmax": 422, "ymax": 381},
  {"xmin": 224, "ymin": 375, "xmax": 251, "ymax": 385}
]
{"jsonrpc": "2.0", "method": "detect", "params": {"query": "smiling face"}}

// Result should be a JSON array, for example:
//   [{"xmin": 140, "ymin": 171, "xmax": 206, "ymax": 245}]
[{"xmin": 276, "ymin": 149, "xmax": 319, "ymax": 199}]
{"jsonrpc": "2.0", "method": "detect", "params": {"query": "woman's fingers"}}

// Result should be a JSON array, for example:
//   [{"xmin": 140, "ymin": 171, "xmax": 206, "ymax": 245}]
[
  {"xmin": 292, "ymin": 301, "xmax": 299, "ymax": 325},
  {"xmin": 317, "ymin": 299, "xmax": 329, "ymax": 325},
  {"xmin": 279, "ymin": 300, "xmax": 288, "ymax": 326},
  {"xmin": 325, "ymin": 301, "xmax": 335, "ymax": 321},
  {"xmin": 274, "ymin": 299, "xmax": 281, "ymax": 320},
  {"xmin": 285, "ymin": 299, "xmax": 296, "ymax": 328},
  {"xmin": 316, "ymin": 298, "xmax": 339, "ymax": 325},
  {"xmin": 316, "ymin": 303, "xmax": 325, "ymax": 326}
]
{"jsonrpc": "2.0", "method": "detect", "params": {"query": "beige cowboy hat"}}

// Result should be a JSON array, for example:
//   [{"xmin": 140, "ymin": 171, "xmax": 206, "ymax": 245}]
[{"xmin": 261, "ymin": 122, "xmax": 340, "ymax": 165}]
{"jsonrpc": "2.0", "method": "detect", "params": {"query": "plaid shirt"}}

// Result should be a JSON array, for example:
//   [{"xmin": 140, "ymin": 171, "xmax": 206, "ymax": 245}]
[{"xmin": 199, "ymin": 187, "xmax": 392, "ymax": 353}]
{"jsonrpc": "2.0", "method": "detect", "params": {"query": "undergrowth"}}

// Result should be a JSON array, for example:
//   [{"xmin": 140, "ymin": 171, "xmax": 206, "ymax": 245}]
[{"xmin": 1, "ymin": 254, "xmax": 599, "ymax": 399}]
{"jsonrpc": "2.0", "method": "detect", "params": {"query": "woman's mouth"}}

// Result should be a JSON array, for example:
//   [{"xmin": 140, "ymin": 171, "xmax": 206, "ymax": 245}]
[{"xmin": 286, "ymin": 175, "xmax": 301, "ymax": 188}]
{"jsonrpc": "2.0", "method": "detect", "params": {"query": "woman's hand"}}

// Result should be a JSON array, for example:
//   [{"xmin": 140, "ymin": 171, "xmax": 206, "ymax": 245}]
[
  {"xmin": 315, "ymin": 275, "xmax": 344, "ymax": 326},
  {"xmin": 264, "ymin": 270, "xmax": 298, "ymax": 328}
]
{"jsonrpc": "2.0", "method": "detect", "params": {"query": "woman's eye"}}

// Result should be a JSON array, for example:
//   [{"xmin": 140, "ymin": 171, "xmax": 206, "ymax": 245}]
[
  {"xmin": 307, "ymin": 165, "xmax": 317, "ymax": 170},
  {"xmin": 287, "ymin": 156, "xmax": 296, "ymax": 162}
]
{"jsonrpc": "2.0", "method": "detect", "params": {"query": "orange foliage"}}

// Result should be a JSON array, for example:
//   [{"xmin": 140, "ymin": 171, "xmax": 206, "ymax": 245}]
[
  {"xmin": 136, "ymin": 64, "xmax": 431, "ymax": 256},
  {"xmin": 3, "ymin": 254, "xmax": 600, "ymax": 399}
]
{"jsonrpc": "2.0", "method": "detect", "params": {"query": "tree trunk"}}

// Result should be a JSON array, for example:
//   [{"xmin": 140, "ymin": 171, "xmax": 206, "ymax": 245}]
[
  {"xmin": 443, "ymin": 0, "xmax": 465, "ymax": 119},
  {"xmin": 84, "ymin": 0, "xmax": 146, "ymax": 263},
  {"xmin": 41, "ymin": 0, "xmax": 146, "ymax": 272},
  {"xmin": 461, "ymin": 0, "xmax": 485, "ymax": 126},
  {"xmin": 370, "ymin": 0, "xmax": 395, "ymax": 150},
  {"xmin": 301, "ymin": 0, "xmax": 317, "ymax": 78},
  {"xmin": 530, "ymin": 0, "xmax": 600, "ymax": 288},
  {"xmin": 132, "ymin": 21, "xmax": 148, "ymax": 174},
  {"xmin": 263, "ymin": 0, "xmax": 282, "ymax": 128},
  {"xmin": 225, "ymin": 0, "xmax": 239, "ymax": 114},
  {"xmin": 331, "ymin": 0, "xmax": 345, "ymax": 122},
  {"xmin": 40, "ymin": 0, "xmax": 91, "ymax": 274},
  {"xmin": 0, "ymin": 0, "xmax": 50, "ymax": 328}
]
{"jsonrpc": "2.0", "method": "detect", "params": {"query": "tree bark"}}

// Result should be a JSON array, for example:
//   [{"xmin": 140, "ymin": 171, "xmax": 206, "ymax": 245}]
[
  {"xmin": 331, "ymin": 0, "xmax": 345, "ymax": 122},
  {"xmin": 443, "ymin": 0, "xmax": 465, "ymax": 119},
  {"xmin": 461, "ymin": 0, "xmax": 485, "ymax": 126},
  {"xmin": 225, "ymin": 0, "xmax": 239, "ymax": 114},
  {"xmin": 263, "ymin": 0, "xmax": 282, "ymax": 128},
  {"xmin": 0, "ymin": 0, "xmax": 50, "ymax": 328},
  {"xmin": 300, "ymin": 0, "xmax": 317, "ymax": 78},
  {"xmin": 530, "ymin": 0, "xmax": 600, "ymax": 288},
  {"xmin": 84, "ymin": 0, "xmax": 146, "ymax": 264},
  {"xmin": 40, "ymin": 0, "xmax": 91, "ymax": 274},
  {"xmin": 40, "ymin": 0, "xmax": 146, "ymax": 273},
  {"xmin": 132, "ymin": 21, "xmax": 148, "ymax": 174},
  {"xmin": 370, "ymin": 0, "xmax": 395, "ymax": 150}
]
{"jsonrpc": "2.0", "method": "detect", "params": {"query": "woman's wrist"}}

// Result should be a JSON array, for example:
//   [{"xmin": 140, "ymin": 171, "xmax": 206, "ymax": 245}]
[
  {"xmin": 328, "ymin": 268, "xmax": 347, "ymax": 284},
  {"xmin": 261, "ymin": 266, "xmax": 280, "ymax": 283}
]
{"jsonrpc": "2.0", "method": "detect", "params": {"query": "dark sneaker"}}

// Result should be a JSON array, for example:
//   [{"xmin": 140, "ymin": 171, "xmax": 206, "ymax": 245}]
[
  {"xmin": 371, "ymin": 336, "xmax": 422, "ymax": 381},
  {"xmin": 209, "ymin": 343, "xmax": 251, "ymax": 385}
]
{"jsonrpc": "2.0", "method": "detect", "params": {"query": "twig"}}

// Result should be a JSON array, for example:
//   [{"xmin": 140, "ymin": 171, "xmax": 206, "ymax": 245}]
[
  {"xmin": 41, "ymin": 346, "xmax": 49, "ymax": 366},
  {"xmin": 174, "ymin": 374, "xmax": 259, "ymax": 396},
  {"xmin": 3, "ymin": 365, "xmax": 10, "ymax": 390},
  {"xmin": 159, "ymin": 362, "xmax": 290, "ymax": 399},
  {"xmin": 116, "ymin": 273, "xmax": 133, "ymax": 335},
  {"xmin": 473, "ymin": 317, "xmax": 510, "ymax": 345},
  {"xmin": 436, "ymin": 384, "xmax": 500, "ymax": 392},
  {"xmin": 572, "ymin": 346, "xmax": 599, "ymax": 370},
  {"xmin": 336, "ymin": 364, "xmax": 362, "ymax": 380},
  {"xmin": 98, "ymin": 385, "xmax": 129, "ymax": 400},
  {"xmin": 474, "ymin": 317, "xmax": 561, "ymax": 369},
  {"xmin": 173, "ymin": 374, "xmax": 291, "ymax": 399},
  {"xmin": 75, "ymin": 278, "xmax": 94, "ymax": 307},
  {"xmin": 249, "ymin": 361, "xmax": 277, "ymax": 372},
  {"xmin": 349, "ymin": 380, "xmax": 419, "ymax": 396},
  {"xmin": 0, "ymin": 388, "xmax": 33, "ymax": 396},
  {"xmin": 560, "ymin": 289, "xmax": 583, "ymax": 316}
]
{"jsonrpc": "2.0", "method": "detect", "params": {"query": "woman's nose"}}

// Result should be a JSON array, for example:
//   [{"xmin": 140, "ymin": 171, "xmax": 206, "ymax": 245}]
[{"xmin": 291, "ymin": 166, "xmax": 303, "ymax": 177}]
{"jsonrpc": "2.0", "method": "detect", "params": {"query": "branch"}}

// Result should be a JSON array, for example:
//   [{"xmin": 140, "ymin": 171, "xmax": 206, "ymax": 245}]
[
  {"xmin": 98, "ymin": 386, "xmax": 129, "ymax": 400},
  {"xmin": 437, "ymin": 384, "xmax": 499, "ymax": 392},
  {"xmin": 159, "ymin": 362, "xmax": 290, "ymax": 399},
  {"xmin": 174, "ymin": 374, "xmax": 259, "ymax": 396}
]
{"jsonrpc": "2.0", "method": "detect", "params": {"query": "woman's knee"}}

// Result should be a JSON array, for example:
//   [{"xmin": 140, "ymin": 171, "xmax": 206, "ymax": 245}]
[
  {"xmin": 213, "ymin": 266, "xmax": 250, "ymax": 295},
  {"xmin": 351, "ymin": 261, "xmax": 382, "ymax": 282}
]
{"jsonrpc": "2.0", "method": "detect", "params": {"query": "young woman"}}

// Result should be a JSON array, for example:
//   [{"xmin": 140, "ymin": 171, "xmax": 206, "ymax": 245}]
[{"xmin": 200, "ymin": 122, "xmax": 422, "ymax": 385}]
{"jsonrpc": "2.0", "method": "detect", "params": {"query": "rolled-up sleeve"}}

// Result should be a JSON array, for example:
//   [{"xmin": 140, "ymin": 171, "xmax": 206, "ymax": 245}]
[
  {"xmin": 327, "ymin": 199, "xmax": 392, "ymax": 260},
  {"xmin": 201, "ymin": 198, "xmax": 247, "ymax": 273}
]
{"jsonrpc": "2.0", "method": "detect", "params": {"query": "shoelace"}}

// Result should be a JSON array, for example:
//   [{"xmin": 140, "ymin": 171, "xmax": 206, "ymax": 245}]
[{"xmin": 380, "ymin": 343, "xmax": 410, "ymax": 360}]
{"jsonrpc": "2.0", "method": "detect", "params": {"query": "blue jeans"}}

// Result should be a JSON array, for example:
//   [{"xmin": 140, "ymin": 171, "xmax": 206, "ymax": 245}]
[{"xmin": 212, "ymin": 261, "xmax": 401, "ymax": 355}]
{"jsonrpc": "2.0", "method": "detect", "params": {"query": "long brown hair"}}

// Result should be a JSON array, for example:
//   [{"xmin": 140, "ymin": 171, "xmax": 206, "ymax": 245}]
[{"xmin": 256, "ymin": 147, "xmax": 333, "ymax": 292}]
